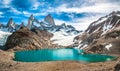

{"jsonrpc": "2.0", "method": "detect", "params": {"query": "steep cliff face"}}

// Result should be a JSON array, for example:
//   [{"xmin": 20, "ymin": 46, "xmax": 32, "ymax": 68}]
[
  {"xmin": 5, "ymin": 27, "xmax": 56, "ymax": 51},
  {"xmin": 27, "ymin": 14, "xmax": 34, "ymax": 30},
  {"xmin": 74, "ymin": 11, "xmax": 120, "ymax": 54},
  {"xmin": 44, "ymin": 14, "xmax": 55, "ymax": 26}
]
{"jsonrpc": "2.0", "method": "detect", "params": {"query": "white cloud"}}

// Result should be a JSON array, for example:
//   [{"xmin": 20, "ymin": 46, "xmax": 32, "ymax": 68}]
[
  {"xmin": 52, "ymin": 0, "xmax": 120, "ymax": 31},
  {"xmin": 32, "ymin": 0, "xmax": 40, "ymax": 10},
  {"xmin": 31, "ymin": 0, "xmax": 46, "ymax": 10},
  {"xmin": 23, "ymin": 11, "xmax": 48, "ymax": 17},
  {"xmin": 34, "ymin": 12, "xmax": 48, "ymax": 16},
  {"xmin": 0, "ymin": 0, "xmax": 12, "ymax": 8},
  {"xmin": 23, "ymin": 11, "xmax": 31, "ymax": 17},
  {"xmin": 0, "ymin": 0, "xmax": 11, "ymax": 5},
  {"xmin": 10, "ymin": 7, "xmax": 22, "ymax": 14},
  {"xmin": 54, "ymin": 13, "xmax": 106, "ymax": 31},
  {"xmin": 54, "ymin": 19, "xmax": 67, "ymax": 25},
  {"xmin": 0, "ymin": 12, "xmax": 3, "ymax": 15},
  {"xmin": 54, "ymin": 19, "xmax": 86, "ymax": 30},
  {"xmin": 0, "ymin": 12, "xmax": 4, "ymax": 18},
  {"xmin": 56, "ymin": 3, "xmax": 120, "ymax": 14}
]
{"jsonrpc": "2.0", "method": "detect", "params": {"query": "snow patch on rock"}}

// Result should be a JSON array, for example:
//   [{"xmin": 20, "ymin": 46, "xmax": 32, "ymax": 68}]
[
  {"xmin": 77, "ymin": 43, "xmax": 88, "ymax": 49},
  {"xmin": 92, "ymin": 17, "xmax": 108, "ymax": 26},
  {"xmin": 105, "ymin": 44, "xmax": 112, "ymax": 50}
]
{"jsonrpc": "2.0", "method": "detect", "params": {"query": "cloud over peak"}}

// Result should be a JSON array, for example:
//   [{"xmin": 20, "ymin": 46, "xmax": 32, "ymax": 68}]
[{"xmin": 0, "ymin": 0, "xmax": 120, "ymax": 30}]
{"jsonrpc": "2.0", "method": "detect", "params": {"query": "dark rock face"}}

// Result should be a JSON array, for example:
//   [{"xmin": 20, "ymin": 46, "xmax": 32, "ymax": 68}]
[
  {"xmin": 0, "ymin": 18, "xmax": 21, "ymax": 32},
  {"xmin": 105, "ymin": 29, "xmax": 120, "ymax": 39},
  {"xmin": 114, "ymin": 62, "xmax": 120, "ymax": 71},
  {"xmin": 27, "ymin": 14, "xmax": 34, "ymax": 30},
  {"xmin": 44, "ymin": 14, "xmax": 55, "ymax": 25},
  {"xmin": 24, "ymin": 14, "xmax": 80, "ymax": 35},
  {"xmin": 5, "ymin": 27, "xmax": 56, "ymax": 51},
  {"xmin": 7, "ymin": 18, "xmax": 22, "ymax": 32}
]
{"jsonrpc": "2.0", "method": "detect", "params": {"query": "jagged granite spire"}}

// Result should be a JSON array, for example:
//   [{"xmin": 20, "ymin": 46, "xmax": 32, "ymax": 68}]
[
  {"xmin": 7, "ymin": 18, "xmax": 16, "ymax": 32},
  {"xmin": 44, "ymin": 14, "xmax": 55, "ymax": 25},
  {"xmin": 7, "ymin": 18, "xmax": 14, "ymax": 27},
  {"xmin": 27, "ymin": 14, "xmax": 34, "ymax": 29},
  {"xmin": 20, "ymin": 22, "xmax": 25, "ymax": 27}
]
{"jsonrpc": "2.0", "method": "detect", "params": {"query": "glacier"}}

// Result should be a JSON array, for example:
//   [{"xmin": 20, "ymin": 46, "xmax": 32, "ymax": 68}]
[{"xmin": 0, "ymin": 30, "xmax": 11, "ymax": 46}]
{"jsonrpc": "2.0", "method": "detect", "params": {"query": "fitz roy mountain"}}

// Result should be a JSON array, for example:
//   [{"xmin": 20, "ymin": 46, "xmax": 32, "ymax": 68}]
[
  {"xmin": 74, "ymin": 11, "xmax": 120, "ymax": 54},
  {"xmin": 0, "ymin": 14, "xmax": 80, "ymax": 47},
  {"xmin": 0, "ymin": 14, "xmax": 80, "ymax": 34},
  {"xmin": 27, "ymin": 14, "xmax": 80, "ymax": 34}
]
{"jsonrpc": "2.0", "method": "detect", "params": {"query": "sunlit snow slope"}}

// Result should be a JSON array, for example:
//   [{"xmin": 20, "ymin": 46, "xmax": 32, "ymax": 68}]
[
  {"xmin": 51, "ymin": 31, "xmax": 78, "ymax": 46},
  {"xmin": 0, "ymin": 31, "xmax": 11, "ymax": 46}
]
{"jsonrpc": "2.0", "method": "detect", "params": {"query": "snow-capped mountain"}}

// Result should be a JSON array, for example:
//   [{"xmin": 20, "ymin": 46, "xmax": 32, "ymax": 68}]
[
  {"xmin": 44, "ymin": 14, "xmax": 55, "ymax": 25},
  {"xmin": 74, "ymin": 11, "xmax": 120, "ymax": 54},
  {"xmin": 26, "ymin": 14, "xmax": 81, "ymax": 46},
  {"xmin": 27, "ymin": 14, "xmax": 80, "ymax": 35},
  {"xmin": 0, "ymin": 18, "xmax": 24, "ymax": 32},
  {"xmin": 0, "ymin": 14, "xmax": 81, "ymax": 47},
  {"xmin": 0, "ymin": 18, "xmax": 26, "ymax": 47},
  {"xmin": 86, "ymin": 11, "xmax": 120, "ymax": 35}
]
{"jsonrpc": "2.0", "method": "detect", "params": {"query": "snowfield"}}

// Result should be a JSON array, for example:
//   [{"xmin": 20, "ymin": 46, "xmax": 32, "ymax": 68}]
[
  {"xmin": 51, "ymin": 31, "xmax": 78, "ymax": 46},
  {"xmin": 0, "ymin": 31, "xmax": 11, "ymax": 46}
]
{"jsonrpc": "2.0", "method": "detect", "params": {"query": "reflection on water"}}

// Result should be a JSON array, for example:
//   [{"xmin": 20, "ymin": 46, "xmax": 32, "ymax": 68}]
[{"xmin": 15, "ymin": 48, "xmax": 115, "ymax": 62}]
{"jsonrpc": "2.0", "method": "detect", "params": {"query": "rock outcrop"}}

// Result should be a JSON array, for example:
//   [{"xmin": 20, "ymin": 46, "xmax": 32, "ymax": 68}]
[
  {"xmin": 27, "ymin": 14, "xmax": 34, "ymax": 30},
  {"xmin": 5, "ymin": 27, "xmax": 56, "ymax": 51},
  {"xmin": 114, "ymin": 60, "xmax": 120, "ymax": 71},
  {"xmin": 44, "ymin": 14, "xmax": 55, "ymax": 25}
]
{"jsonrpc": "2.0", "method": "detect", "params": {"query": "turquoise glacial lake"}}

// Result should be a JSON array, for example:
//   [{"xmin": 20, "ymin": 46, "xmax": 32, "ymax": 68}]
[{"xmin": 14, "ymin": 48, "xmax": 115, "ymax": 62}]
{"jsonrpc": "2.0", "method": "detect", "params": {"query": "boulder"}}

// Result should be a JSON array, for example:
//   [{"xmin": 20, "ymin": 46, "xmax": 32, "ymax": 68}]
[{"xmin": 114, "ymin": 61, "xmax": 120, "ymax": 71}]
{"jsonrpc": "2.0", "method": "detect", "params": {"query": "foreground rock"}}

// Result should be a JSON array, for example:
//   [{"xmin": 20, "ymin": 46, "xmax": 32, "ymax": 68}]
[
  {"xmin": 114, "ymin": 61, "xmax": 120, "ymax": 71},
  {"xmin": 5, "ymin": 27, "xmax": 56, "ymax": 51}
]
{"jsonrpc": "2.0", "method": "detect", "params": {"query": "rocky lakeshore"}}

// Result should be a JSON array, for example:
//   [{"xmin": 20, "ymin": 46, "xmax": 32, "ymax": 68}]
[{"xmin": 0, "ymin": 49, "xmax": 119, "ymax": 71}]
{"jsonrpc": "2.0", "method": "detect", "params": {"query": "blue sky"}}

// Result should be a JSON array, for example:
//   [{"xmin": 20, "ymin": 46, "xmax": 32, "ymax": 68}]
[{"xmin": 0, "ymin": 0, "xmax": 120, "ymax": 30}]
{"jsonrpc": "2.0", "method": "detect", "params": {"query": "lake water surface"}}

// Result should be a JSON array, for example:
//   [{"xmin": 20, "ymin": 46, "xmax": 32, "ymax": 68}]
[{"xmin": 14, "ymin": 48, "xmax": 115, "ymax": 62}]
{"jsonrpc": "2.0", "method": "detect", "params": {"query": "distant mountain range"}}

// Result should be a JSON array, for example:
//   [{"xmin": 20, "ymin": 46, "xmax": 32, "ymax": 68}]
[{"xmin": 0, "ymin": 14, "xmax": 80, "ymax": 34}]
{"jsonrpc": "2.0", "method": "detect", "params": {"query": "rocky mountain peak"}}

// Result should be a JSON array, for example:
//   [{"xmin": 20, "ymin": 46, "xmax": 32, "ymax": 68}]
[
  {"xmin": 29, "ymin": 14, "xmax": 34, "ymax": 20},
  {"xmin": 27, "ymin": 14, "xmax": 34, "ymax": 29},
  {"xmin": 44, "ymin": 14, "xmax": 55, "ymax": 25},
  {"xmin": 60, "ymin": 23, "xmax": 66, "ymax": 28},
  {"xmin": 24, "ymin": 14, "xmax": 80, "ymax": 35},
  {"xmin": 7, "ymin": 18, "xmax": 14, "ymax": 26},
  {"xmin": 6, "ymin": 18, "xmax": 17, "ymax": 32},
  {"xmin": 20, "ymin": 22, "xmax": 25, "ymax": 27},
  {"xmin": 86, "ymin": 11, "xmax": 120, "ymax": 34},
  {"xmin": 74, "ymin": 11, "xmax": 120, "ymax": 54}
]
